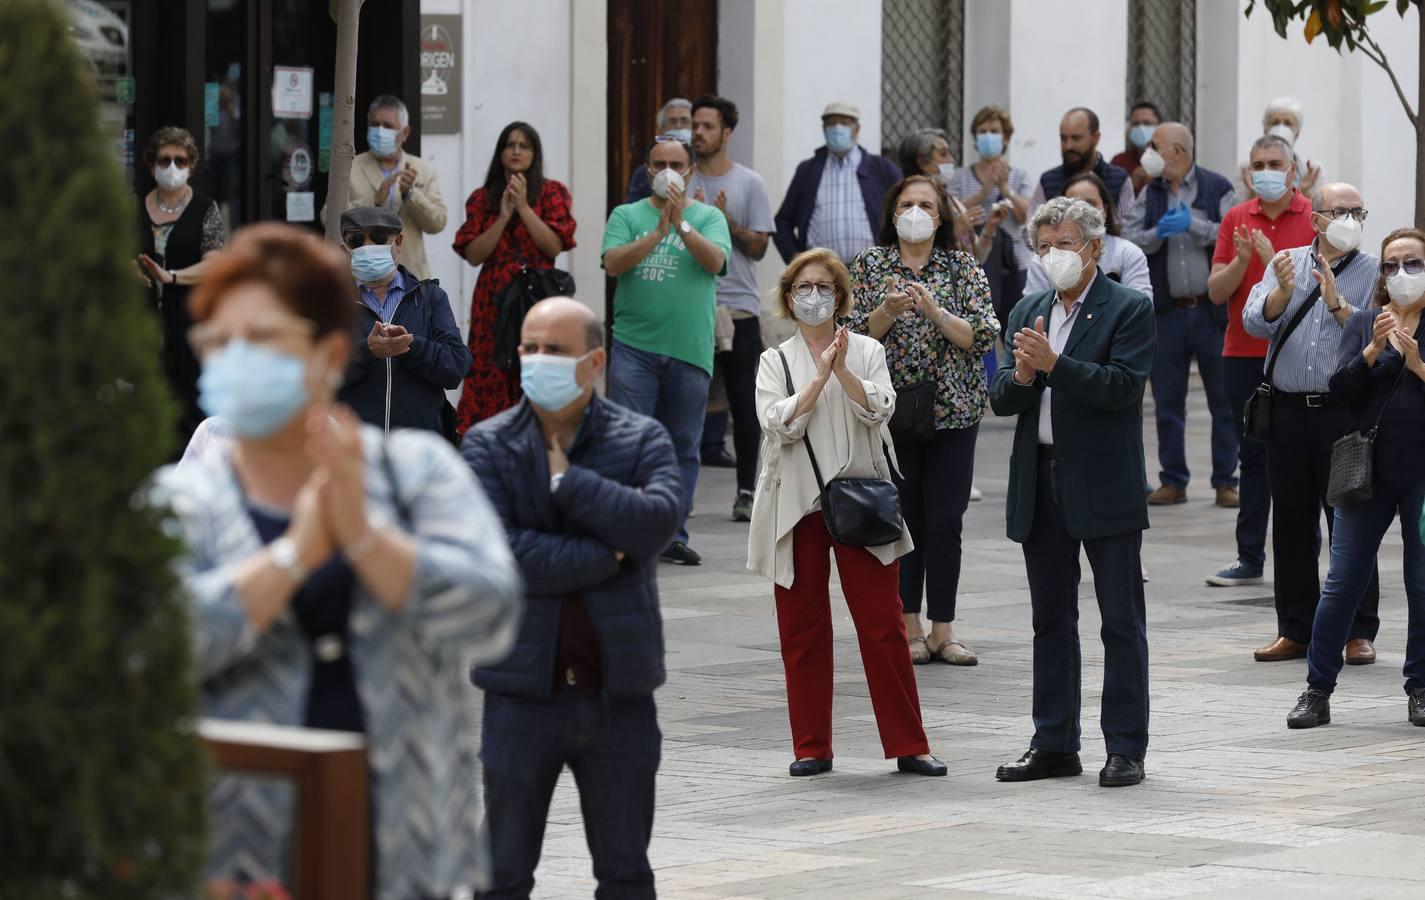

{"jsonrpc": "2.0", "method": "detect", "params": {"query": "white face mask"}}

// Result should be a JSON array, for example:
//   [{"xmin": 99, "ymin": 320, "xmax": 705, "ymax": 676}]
[
  {"xmin": 651, "ymin": 167, "xmax": 685, "ymax": 199},
  {"xmin": 1139, "ymin": 148, "xmax": 1165, "ymax": 178},
  {"xmin": 1040, "ymin": 244, "xmax": 1090, "ymax": 291},
  {"xmin": 792, "ymin": 294, "xmax": 836, "ymax": 326},
  {"xmin": 1323, "ymin": 215, "xmax": 1363, "ymax": 253},
  {"xmin": 1386, "ymin": 270, "xmax": 1425, "ymax": 306},
  {"xmin": 154, "ymin": 161, "xmax": 190, "ymax": 191},
  {"xmin": 895, "ymin": 206, "xmax": 938, "ymax": 243},
  {"xmin": 1267, "ymin": 123, "xmax": 1296, "ymax": 145},
  {"xmin": 937, "ymin": 162, "xmax": 956, "ymax": 183}
]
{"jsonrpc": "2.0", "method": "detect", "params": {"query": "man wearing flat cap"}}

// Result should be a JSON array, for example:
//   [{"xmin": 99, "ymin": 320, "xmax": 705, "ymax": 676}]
[
  {"xmin": 773, "ymin": 100, "xmax": 903, "ymax": 263},
  {"xmin": 337, "ymin": 206, "xmax": 471, "ymax": 437}
]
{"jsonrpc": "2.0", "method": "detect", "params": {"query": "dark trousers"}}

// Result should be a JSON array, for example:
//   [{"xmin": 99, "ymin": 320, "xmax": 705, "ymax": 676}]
[
  {"xmin": 1223, "ymin": 357, "xmax": 1271, "ymax": 569},
  {"xmin": 893, "ymin": 424, "xmax": 979, "ymax": 622},
  {"xmin": 1308, "ymin": 478, "xmax": 1425, "ymax": 695},
  {"xmin": 1024, "ymin": 458, "xmax": 1150, "ymax": 759},
  {"xmin": 479, "ymin": 689, "xmax": 660, "ymax": 900},
  {"xmin": 1266, "ymin": 397, "xmax": 1380, "ymax": 643},
  {"xmin": 1150, "ymin": 304, "xmax": 1238, "ymax": 489},
  {"xmin": 722, "ymin": 316, "xmax": 763, "ymax": 493}
]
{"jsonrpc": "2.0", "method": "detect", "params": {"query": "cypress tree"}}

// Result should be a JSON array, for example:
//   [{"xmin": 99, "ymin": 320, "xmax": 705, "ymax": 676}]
[{"xmin": 0, "ymin": 2, "xmax": 208, "ymax": 897}]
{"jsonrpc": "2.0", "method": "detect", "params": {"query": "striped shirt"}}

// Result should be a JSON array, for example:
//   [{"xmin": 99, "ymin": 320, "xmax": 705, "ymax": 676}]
[
  {"xmin": 1121, "ymin": 167, "xmax": 1233, "ymax": 299},
  {"xmin": 806, "ymin": 146, "xmax": 875, "ymax": 262},
  {"xmin": 1242, "ymin": 241, "xmax": 1379, "ymax": 393},
  {"xmin": 946, "ymin": 163, "xmax": 1034, "ymax": 269}
]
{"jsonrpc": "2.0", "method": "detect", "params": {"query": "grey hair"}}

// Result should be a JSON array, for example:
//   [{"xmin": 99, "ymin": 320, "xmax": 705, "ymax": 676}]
[
  {"xmin": 658, "ymin": 97, "xmax": 692, "ymax": 130},
  {"xmin": 1250, "ymin": 134, "xmax": 1296, "ymax": 166},
  {"xmin": 1263, "ymin": 96, "xmax": 1304, "ymax": 130},
  {"xmin": 1026, "ymin": 197, "xmax": 1107, "ymax": 250},
  {"xmin": 368, "ymin": 94, "xmax": 409, "ymax": 128},
  {"xmin": 899, "ymin": 128, "xmax": 945, "ymax": 165}
]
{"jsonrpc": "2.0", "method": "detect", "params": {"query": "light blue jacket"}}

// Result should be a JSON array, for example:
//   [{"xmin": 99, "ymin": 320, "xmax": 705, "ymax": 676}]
[{"xmin": 153, "ymin": 426, "xmax": 521, "ymax": 900}]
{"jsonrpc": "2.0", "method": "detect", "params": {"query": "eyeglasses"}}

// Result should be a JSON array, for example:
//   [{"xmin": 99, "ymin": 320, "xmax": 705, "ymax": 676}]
[
  {"xmin": 792, "ymin": 282, "xmax": 836, "ymax": 299},
  {"xmin": 1318, "ymin": 207, "xmax": 1369, "ymax": 222},
  {"xmin": 1035, "ymin": 239, "xmax": 1088, "ymax": 255},
  {"xmin": 1380, "ymin": 258, "xmax": 1425, "ymax": 277},
  {"xmin": 188, "ymin": 317, "xmax": 317, "ymax": 358},
  {"xmin": 343, "ymin": 231, "xmax": 396, "ymax": 249},
  {"xmin": 155, "ymin": 154, "xmax": 190, "ymax": 167}
]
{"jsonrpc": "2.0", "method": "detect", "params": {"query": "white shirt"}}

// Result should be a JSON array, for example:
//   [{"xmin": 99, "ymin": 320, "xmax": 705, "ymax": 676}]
[{"xmin": 1036, "ymin": 270, "xmax": 1095, "ymax": 445}]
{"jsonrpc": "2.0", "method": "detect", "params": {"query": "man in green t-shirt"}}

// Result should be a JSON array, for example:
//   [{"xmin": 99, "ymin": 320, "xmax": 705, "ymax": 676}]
[{"xmin": 602, "ymin": 136, "xmax": 731, "ymax": 565}]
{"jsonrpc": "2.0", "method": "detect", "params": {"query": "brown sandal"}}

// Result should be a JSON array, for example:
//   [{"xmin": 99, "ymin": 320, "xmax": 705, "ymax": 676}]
[
  {"xmin": 930, "ymin": 638, "xmax": 978, "ymax": 667},
  {"xmin": 908, "ymin": 636, "xmax": 931, "ymax": 665}
]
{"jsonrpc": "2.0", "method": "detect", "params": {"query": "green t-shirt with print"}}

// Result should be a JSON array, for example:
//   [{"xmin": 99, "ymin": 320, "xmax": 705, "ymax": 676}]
[{"xmin": 601, "ymin": 198, "xmax": 731, "ymax": 375}]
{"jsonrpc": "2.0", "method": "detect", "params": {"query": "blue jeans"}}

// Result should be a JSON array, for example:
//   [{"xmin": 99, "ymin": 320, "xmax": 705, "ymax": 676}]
[
  {"xmin": 1150, "ymin": 304, "xmax": 1237, "ymax": 489},
  {"xmin": 1223, "ymin": 356, "xmax": 1270, "ymax": 569},
  {"xmin": 480, "ymin": 689, "xmax": 661, "ymax": 899},
  {"xmin": 1307, "ymin": 478, "xmax": 1425, "ymax": 696},
  {"xmin": 608, "ymin": 341, "xmax": 711, "ymax": 545}
]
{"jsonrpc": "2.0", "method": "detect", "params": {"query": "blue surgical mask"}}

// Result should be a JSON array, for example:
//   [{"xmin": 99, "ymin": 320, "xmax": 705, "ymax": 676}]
[
  {"xmin": 197, "ymin": 341, "xmax": 312, "ymax": 438},
  {"xmin": 975, "ymin": 132, "xmax": 1004, "ymax": 158},
  {"xmin": 351, "ymin": 244, "xmax": 396, "ymax": 283},
  {"xmin": 1128, "ymin": 124, "xmax": 1155, "ymax": 150},
  {"xmin": 1251, "ymin": 169, "xmax": 1289, "ymax": 201},
  {"xmin": 664, "ymin": 128, "xmax": 691, "ymax": 144},
  {"xmin": 367, "ymin": 125, "xmax": 399, "ymax": 157},
  {"xmin": 521, "ymin": 352, "xmax": 592, "ymax": 412},
  {"xmin": 824, "ymin": 124, "xmax": 854, "ymax": 154}
]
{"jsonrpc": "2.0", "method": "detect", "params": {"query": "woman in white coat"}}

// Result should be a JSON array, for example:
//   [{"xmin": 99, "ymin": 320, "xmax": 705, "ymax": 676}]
[{"xmin": 748, "ymin": 247, "xmax": 946, "ymax": 778}]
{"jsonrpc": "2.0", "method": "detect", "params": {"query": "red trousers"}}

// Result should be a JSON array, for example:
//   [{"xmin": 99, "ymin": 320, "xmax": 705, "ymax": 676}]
[{"xmin": 774, "ymin": 514, "xmax": 931, "ymax": 760}]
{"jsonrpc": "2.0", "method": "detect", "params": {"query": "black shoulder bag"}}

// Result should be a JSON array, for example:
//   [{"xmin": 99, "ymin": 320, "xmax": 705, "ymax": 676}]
[
  {"xmin": 491, "ymin": 243, "xmax": 576, "ymax": 372},
  {"xmin": 776, "ymin": 348, "xmax": 904, "ymax": 547},
  {"xmin": 1243, "ymin": 249, "xmax": 1358, "ymax": 442},
  {"xmin": 1326, "ymin": 354, "xmax": 1409, "ymax": 508},
  {"xmin": 887, "ymin": 267, "xmax": 955, "ymax": 442}
]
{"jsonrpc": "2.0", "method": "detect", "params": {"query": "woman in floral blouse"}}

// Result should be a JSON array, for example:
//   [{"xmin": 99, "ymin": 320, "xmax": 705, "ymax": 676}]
[{"xmin": 847, "ymin": 174, "xmax": 998, "ymax": 667}]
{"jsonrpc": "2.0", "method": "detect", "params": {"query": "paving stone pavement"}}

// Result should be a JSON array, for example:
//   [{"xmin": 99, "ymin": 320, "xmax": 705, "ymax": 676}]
[{"xmin": 486, "ymin": 386, "xmax": 1425, "ymax": 899}]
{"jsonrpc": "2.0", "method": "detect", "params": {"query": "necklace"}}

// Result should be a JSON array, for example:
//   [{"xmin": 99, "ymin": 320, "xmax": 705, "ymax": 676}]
[{"xmin": 156, "ymin": 188, "xmax": 190, "ymax": 215}]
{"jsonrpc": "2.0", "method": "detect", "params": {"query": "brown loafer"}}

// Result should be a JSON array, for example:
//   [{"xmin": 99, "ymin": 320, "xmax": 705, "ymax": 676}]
[
  {"xmin": 1147, "ymin": 484, "xmax": 1187, "ymax": 505},
  {"xmin": 1254, "ymin": 636, "xmax": 1308, "ymax": 662},
  {"xmin": 930, "ymin": 638, "xmax": 978, "ymax": 666},
  {"xmin": 1346, "ymin": 638, "xmax": 1377, "ymax": 665},
  {"xmin": 1215, "ymin": 486, "xmax": 1240, "ymax": 508},
  {"xmin": 908, "ymin": 636, "xmax": 931, "ymax": 666}
]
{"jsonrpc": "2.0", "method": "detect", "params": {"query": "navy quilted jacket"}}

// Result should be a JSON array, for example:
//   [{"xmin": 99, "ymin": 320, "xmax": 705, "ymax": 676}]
[{"xmin": 463, "ymin": 395, "xmax": 684, "ymax": 698}]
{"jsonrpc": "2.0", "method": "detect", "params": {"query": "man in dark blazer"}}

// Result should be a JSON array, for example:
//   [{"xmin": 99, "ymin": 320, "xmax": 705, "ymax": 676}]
[
  {"xmin": 463, "ymin": 296, "xmax": 684, "ymax": 898},
  {"xmin": 989, "ymin": 196, "xmax": 1158, "ymax": 788}
]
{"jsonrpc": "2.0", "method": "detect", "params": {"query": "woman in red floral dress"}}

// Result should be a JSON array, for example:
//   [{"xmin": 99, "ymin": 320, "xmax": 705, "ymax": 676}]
[{"xmin": 453, "ymin": 121, "xmax": 577, "ymax": 432}]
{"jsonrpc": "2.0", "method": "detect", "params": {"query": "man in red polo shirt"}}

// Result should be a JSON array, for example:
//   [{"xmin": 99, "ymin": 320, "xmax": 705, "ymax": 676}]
[{"xmin": 1202, "ymin": 134, "xmax": 1315, "ymax": 588}]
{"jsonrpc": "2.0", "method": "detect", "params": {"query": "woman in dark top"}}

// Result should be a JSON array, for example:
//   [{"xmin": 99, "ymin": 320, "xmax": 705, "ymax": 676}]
[
  {"xmin": 1287, "ymin": 227, "xmax": 1425, "ymax": 730},
  {"xmin": 136, "ymin": 126, "xmax": 225, "ymax": 444}
]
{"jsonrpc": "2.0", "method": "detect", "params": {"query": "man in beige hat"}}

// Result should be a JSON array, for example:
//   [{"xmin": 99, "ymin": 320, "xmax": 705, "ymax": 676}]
[{"xmin": 773, "ymin": 100, "xmax": 902, "ymax": 263}]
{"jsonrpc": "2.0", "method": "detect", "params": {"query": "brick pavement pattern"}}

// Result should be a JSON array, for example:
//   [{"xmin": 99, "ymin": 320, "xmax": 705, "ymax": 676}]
[{"xmin": 480, "ymin": 388, "xmax": 1425, "ymax": 899}]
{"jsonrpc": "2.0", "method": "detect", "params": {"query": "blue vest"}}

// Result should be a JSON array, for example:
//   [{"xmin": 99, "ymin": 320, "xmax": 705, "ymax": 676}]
[
  {"xmin": 1139, "ymin": 166, "xmax": 1233, "ymax": 315},
  {"xmin": 1039, "ymin": 154, "xmax": 1130, "ymax": 205}
]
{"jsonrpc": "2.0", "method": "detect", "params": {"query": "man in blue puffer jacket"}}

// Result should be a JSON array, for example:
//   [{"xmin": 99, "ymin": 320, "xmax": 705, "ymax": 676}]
[
  {"xmin": 338, "ymin": 206, "xmax": 470, "ymax": 436},
  {"xmin": 462, "ymin": 296, "xmax": 683, "ymax": 900}
]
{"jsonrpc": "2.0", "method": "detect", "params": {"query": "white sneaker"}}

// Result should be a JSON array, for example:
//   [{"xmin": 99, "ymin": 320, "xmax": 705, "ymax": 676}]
[{"xmin": 969, "ymin": 484, "xmax": 983, "ymax": 502}]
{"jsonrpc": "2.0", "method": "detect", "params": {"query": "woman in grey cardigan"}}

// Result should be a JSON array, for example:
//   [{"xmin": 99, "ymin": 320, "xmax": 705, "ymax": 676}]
[{"xmin": 151, "ymin": 224, "xmax": 521, "ymax": 900}]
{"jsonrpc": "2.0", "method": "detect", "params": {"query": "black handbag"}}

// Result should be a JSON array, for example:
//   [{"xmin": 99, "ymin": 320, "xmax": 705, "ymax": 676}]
[
  {"xmin": 491, "ymin": 262, "xmax": 576, "ymax": 371},
  {"xmin": 1326, "ymin": 361, "xmax": 1409, "ymax": 508},
  {"xmin": 1243, "ymin": 250, "xmax": 1358, "ymax": 441},
  {"xmin": 776, "ymin": 348, "xmax": 904, "ymax": 547},
  {"xmin": 888, "ymin": 340, "xmax": 948, "ymax": 442}
]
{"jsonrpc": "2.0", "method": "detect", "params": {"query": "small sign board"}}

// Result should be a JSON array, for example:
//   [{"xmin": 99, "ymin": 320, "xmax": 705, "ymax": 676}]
[
  {"xmin": 272, "ymin": 66, "xmax": 315, "ymax": 119},
  {"xmin": 419, "ymin": 15, "xmax": 461, "ymax": 135}
]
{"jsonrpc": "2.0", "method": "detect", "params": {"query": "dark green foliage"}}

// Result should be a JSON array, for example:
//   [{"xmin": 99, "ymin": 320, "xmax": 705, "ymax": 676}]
[{"xmin": 0, "ymin": 2, "xmax": 208, "ymax": 897}]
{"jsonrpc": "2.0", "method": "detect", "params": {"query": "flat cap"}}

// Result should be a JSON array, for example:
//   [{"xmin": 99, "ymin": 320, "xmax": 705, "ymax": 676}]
[
  {"xmin": 821, "ymin": 101, "xmax": 860, "ymax": 120},
  {"xmin": 339, "ymin": 205, "xmax": 403, "ymax": 235}
]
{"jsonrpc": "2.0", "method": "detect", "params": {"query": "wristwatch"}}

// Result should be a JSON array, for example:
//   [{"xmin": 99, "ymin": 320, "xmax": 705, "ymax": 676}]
[
  {"xmin": 269, "ymin": 536, "xmax": 310, "ymax": 586},
  {"xmin": 679, "ymin": 220, "xmax": 692, "ymax": 235}
]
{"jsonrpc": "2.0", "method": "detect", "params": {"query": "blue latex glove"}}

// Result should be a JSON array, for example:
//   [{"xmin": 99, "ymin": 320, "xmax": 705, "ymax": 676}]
[{"xmin": 1155, "ymin": 203, "xmax": 1192, "ymax": 238}]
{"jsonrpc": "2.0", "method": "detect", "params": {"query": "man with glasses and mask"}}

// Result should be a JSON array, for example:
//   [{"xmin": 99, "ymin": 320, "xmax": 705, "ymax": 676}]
[
  {"xmin": 1202, "ymin": 134, "xmax": 1316, "ymax": 590},
  {"xmin": 336, "ymin": 206, "xmax": 470, "ymax": 436},
  {"xmin": 625, "ymin": 97, "xmax": 694, "ymax": 203},
  {"xmin": 1124, "ymin": 122, "xmax": 1238, "ymax": 510},
  {"xmin": 990, "ymin": 197, "xmax": 1157, "ymax": 788},
  {"xmin": 603, "ymin": 136, "xmax": 731, "ymax": 565},
  {"xmin": 1243, "ymin": 184, "xmax": 1382, "ymax": 665}
]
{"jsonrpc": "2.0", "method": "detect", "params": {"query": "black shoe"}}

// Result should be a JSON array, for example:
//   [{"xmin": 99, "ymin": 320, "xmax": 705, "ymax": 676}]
[
  {"xmin": 897, "ymin": 755, "xmax": 947, "ymax": 776},
  {"xmin": 701, "ymin": 447, "xmax": 736, "ymax": 468},
  {"xmin": 1098, "ymin": 753, "xmax": 1145, "ymax": 787},
  {"xmin": 1287, "ymin": 688, "xmax": 1331, "ymax": 729},
  {"xmin": 789, "ymin": 758, "xmax": 832, "ymax": 777},
  {"xmin": 1409, "ymin": 688, "xmax": 1425, "ymax": 726},
  {"xmin": 659, "ymin": 542, "xmax": 702, "ymax": 566},
  {"xmin": 994, "ymin": 749, "xmax": 1083, "ymax": 782},
  {"xmin": 732, "ymin": 490, "xmax": 754, "ymax": 522}
]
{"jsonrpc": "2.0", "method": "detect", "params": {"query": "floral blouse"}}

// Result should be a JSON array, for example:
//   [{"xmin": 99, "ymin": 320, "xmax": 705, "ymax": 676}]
[{"xmin": 846, "ymin": 244, "xmax": 998, "ymax": 430}]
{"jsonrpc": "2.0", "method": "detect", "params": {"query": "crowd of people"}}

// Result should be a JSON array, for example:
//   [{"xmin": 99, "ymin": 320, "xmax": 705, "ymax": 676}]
[{"xmin": 131, "ymin": 88, "xmax": 1425, "ymax": 899}]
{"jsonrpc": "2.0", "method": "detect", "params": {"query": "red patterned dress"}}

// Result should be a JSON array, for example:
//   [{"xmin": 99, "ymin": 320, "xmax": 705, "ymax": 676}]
[{"xmin": 452, "ymin": 178, "xmax": 577, "ymax": 432}]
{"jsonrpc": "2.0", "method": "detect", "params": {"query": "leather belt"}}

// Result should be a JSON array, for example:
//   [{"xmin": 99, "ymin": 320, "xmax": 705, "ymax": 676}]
[
  {"xmin": 1272, "ymin": 391, "xmax": 1342, "ymax": 408},
  {"xmin": 1173, "ymin": 295, "xmax": 1207, "ymax": 309}
]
